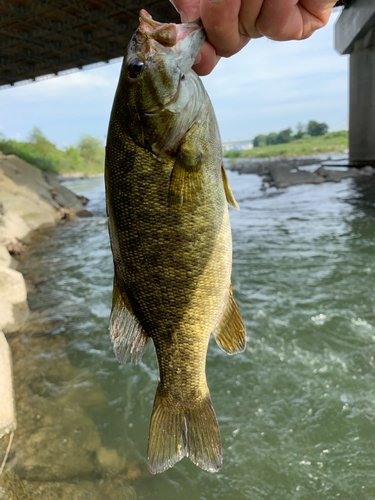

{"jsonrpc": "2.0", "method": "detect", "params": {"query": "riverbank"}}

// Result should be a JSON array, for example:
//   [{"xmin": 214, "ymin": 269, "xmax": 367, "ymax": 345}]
[
  {"xmin": 0, "ymin": 153, "xmax": 91, "ymax": 440},
  {"xmin": 0, "ymin": 175, "xmax": 142, "ymax": 499}
]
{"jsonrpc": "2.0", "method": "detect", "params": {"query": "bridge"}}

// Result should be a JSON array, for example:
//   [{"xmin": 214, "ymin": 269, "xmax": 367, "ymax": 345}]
[
  {"xmin": 0, "ymin": 0, "xmax": 179, "ymax": 88},
  {"xmin": 335, "ymin": 0, "xmax": 375, "ymax": 165}
]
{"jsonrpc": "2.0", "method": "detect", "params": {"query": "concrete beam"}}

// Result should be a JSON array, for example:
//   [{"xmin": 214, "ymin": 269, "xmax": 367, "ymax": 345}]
[
  {"xmin": 349, "ymin": 27, "xmax": 375, "ymax": 164},
  {"xmin": 335, "ymin": 0, "xmax": 375, "ymax": 54}
]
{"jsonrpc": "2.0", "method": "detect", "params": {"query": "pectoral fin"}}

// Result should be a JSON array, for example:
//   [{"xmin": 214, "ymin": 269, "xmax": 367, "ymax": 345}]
[
  {"xmin": 221, "ymin": 163, "xmax": 239, "ymax": 210},
  {"xmin": 109, "ymin": 275, "xmax": 149, "ymax": 364},
  {"xmin": 168, "ymin": 146, "xmax": 204, "ymax": 209},
  {"xmin": 212, "ymin": 286, "xmax": 246, "ymax": 354}
]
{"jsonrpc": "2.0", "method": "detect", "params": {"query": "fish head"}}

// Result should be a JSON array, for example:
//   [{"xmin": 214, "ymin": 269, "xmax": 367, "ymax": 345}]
[{"xmin": 115, "ymin": 10, "xmax": 206, "ymax": 155}]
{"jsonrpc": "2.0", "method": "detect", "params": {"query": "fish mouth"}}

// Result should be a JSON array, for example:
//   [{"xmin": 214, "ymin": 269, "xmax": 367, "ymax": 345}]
[
  {"xmin": 139, "ymin": 10, "xmax": 202, "ymax": 47},
  {"xmin": 139, "ymin": 10, "xmax": 205, "ymax": 74}
]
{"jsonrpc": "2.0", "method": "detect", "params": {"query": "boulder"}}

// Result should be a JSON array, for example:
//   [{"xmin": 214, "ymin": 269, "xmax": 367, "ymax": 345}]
[
  {"xmin": 0, "ymin": 268, "xmax": 27, "ymax": 304},
  {"xmin": 269, "ymin": 165, "xmax": 325, "ymax": 188},
  {"xmin": 0, "ymin": 246, "xmax": 11, "ymax": 268},
  {"xmin": 0, "ymin": 332, "xmax": 17, "ymax": 438}
]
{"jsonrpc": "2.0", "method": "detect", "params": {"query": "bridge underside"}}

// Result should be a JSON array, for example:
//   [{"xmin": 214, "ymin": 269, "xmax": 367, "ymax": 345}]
[{"xmin": 0, "ymin": 0, "xmax": 179, "ymax": 88}]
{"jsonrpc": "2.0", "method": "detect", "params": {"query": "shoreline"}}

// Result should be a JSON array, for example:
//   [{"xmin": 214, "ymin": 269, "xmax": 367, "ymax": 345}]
[
  {"xmin": 225, "ymin": 154, "xmax": 375, "ymax": 188},
  {"xmin": 0, "ymin": 153, "xmax": 92, "ymax": 439}
]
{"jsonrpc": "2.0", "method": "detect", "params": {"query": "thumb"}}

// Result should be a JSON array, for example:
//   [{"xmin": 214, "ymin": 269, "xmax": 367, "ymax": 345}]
[{"xmin": 169, "ymin": 0, "xmax": 200, "ymax": 22}]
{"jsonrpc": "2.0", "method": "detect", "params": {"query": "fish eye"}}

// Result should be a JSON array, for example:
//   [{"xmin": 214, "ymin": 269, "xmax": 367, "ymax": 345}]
[{"xmin": 127, "ymin": 57, "xmax": 144, "ymax": 79}]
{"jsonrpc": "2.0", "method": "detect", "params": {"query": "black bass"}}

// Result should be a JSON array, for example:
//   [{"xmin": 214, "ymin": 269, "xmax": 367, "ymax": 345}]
[{"xmin": 105, "ymin": 10, "xmax": 246, "ymax": 474}]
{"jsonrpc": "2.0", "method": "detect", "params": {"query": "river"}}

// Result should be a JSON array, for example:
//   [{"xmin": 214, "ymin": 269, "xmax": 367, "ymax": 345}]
[{"xmin": 4, "ymin": 167, "xmax": 375, "ymax": 499}]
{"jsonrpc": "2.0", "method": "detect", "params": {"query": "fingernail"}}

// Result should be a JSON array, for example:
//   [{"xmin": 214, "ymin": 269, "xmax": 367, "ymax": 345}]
[{"xmin": 194, "ymin": 51, "xmax": 202, "ymax": 65}]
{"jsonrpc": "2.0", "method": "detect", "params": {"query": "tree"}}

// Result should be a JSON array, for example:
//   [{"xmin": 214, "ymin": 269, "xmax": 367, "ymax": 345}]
[
  {"xmin": 253, "ymin": 134, "xmax": 267, "ymax": 147},
  {"xmin": 28, "ymin": 126, "xmax": 56, "ymax": 155},
  {"xmin": 294, "ymin": 122, "xmax": 306, "ymax": 140},
  {"xmin": 307, "ymin": 120, "xmax": 329, "ymax": 136},
  {"xmin": 77, "ymin": 134, "xmax": 104, "ymax": 163},
  {"xmin": 266, "ymin": 132, "xmax": 278, "ymax": 145},
  {"xmin": 276, "ymin": 127, "xmax": 293, "ymax": 144}
]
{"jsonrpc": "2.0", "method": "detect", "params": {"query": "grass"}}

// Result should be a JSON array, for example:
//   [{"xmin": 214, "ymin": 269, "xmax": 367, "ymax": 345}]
[{"xmin": 224, "ymin": 131, "xmax": 348, "ymax": 159}]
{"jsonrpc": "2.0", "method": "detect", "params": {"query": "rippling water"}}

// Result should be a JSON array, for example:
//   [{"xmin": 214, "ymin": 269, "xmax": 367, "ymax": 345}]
[{"xmin": 9, "ymin": 169, "xmax": 375, "ymax": 499}]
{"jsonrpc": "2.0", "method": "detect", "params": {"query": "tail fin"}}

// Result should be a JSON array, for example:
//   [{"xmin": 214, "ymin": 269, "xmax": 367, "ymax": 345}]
[{"xmin": 147, "ymin": 387, "xmax": 222, "ymax": 474}]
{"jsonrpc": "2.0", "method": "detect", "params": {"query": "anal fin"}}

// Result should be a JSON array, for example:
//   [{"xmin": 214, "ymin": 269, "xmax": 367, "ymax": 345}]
[
  {"xmin": 109, "ymin": 275, "xmax": 149, "ymax": 364},
  {"xmin": 221, "ymin": 163, "xmax": 240, "ymax": 210},
  {"xmin": 213, "ymin": 286, "xmax": 246, "ymax": 354}
]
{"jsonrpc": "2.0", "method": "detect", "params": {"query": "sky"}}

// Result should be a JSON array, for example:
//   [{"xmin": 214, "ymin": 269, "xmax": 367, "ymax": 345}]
[{"xmin": 0, "ymin": 9, "xmax": 348, "ymax": 148}]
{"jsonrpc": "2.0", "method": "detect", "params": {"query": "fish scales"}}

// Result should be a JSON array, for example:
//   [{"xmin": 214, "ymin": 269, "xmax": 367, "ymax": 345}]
[{"xmin": 105, "ymin": 10, "xmax": 246, "ymax": 474}]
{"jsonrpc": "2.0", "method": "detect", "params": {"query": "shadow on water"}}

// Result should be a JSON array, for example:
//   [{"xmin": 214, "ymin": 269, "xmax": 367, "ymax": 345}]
[{"xmin": 1, "ymin": 173, "xmax": 375, "ymax": 500}]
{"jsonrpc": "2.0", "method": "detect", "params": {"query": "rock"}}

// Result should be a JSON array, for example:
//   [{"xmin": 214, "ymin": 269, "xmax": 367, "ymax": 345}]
[
  {"xmin": 77, "ymin": 195, "xmax": 89, "ymax": 205},
  {"xmin": 0, "ymin": 213, "xmax": 31, "ymax": 245},
  {"xmin": 0, "ymin": 301, "xmax": 14, "ymax": 332},
  {"xmin": 0, "ymin": 332, "xmax": 17, "ymax": 438},
  {"xmin": 0, "ymin": 246, "xmax": 11, "ymax": 267},
  {"xmin": 0, "ymin": 154, "xmax": 87, "ymax": 248},
  {"xmin": 15, "ymin": 403, "xmax": 102, "ymax": 481},
  {"xmin": 0, "ymin": 255, "xmax": 29, "ymax": 332},
  {"xmin": 0, "ymin": 475, "xmax": 137, "ymax": 500},
  {"xmin": 42, "ymin": 172, "xmax": 86, "ymax": 213},
  {"xmin": 238, "ymin": 163, "xmax": 262, "ymax": 174},
  {"xmin": 97, "ymin": 447, "xmax": 127, "ymax": 472},
  {"xmin": 0, "ymin": 268, "xmax": 27, "ymax": 304},
  {"xmin": 269, "ymin": 165, "xmax": 325, "ymax": 189},
  {"xmin": 359, "ymin": 165, "xmax": 375, "ymax": 176},
  {"xmin": 76, "ymin": 208, "xmax": 93, "ymax": 218}
]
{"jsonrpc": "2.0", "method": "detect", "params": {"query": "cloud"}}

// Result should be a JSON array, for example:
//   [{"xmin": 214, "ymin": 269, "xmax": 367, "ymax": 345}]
[
  {"xmin": 0, "ymin": 10, "xmax": 348, "ymax": 145},
  {"xmin": 202, "ymin": 10, "xmax": 349, "ymax": 139},
  {"xmin": 4, "ymin": 63, "xmax": 121, "ymax": 102}
]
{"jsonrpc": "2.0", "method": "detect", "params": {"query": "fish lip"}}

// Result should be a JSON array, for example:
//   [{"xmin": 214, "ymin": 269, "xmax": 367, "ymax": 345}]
[
  {"xmin": 139, "ymin": 9, "xmax": 204, "ymax": 47},
  {"xmin": 139, "ymin": 9, "xmax": 202, "ymax": 33}
]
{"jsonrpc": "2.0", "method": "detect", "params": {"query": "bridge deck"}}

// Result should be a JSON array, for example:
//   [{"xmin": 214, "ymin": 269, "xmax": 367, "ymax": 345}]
[{"xmin": 0, "ymin": 0, "xmax": 179, "ymax": 88}]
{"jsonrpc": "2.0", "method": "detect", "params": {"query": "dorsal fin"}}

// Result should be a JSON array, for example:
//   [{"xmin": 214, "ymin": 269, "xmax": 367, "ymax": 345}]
[
  {"xmin": 221, "ymin": 163, "xmax": 239, "ymax": 210},
  {"xmin": 109, "ymin": 275, "xmax": 149, "ymax": 364},
  {"xmin": 212, "ymin": 286, "xmax": 246, "ymax": 354}
]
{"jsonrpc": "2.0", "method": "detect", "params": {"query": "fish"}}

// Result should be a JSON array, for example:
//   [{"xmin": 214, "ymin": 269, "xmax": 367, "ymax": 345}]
[{"xmin": 104, "ymin": 10, "xmax": 246, "ymax": 474}]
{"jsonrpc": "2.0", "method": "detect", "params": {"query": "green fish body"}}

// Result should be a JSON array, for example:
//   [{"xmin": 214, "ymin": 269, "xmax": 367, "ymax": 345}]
[{"xmin": 105, "ymin": 10, "xmax": 246, "ymax": 474}]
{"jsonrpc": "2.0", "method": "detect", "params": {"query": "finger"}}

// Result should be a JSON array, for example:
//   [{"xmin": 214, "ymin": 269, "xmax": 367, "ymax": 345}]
[
  {"xmin": 254, "ymin": 0, "xmax": 337, "ymax": 41},
  {"xmin": 169, "ymin": 0, "xmax": 200, "ymax": 23},
  {"xmin": 237, "ymin": 0, "xmax": 266, "ymax": 38},
  {"xmin": 200, "ymin": 0, "xmax": 251, "ymax": 58},
  {"xmin": 193, "ymin": 41, "xmax": 221, "ymax": 76}
]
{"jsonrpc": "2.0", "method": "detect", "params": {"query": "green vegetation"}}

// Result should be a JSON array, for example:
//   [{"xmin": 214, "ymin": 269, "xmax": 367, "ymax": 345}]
[
  {"xmin": 225, "ymin": 120, "xmax": 348, "ymax": 159},
  {"xmin": 253, "ymin": 120, "xmax": 329, "ymax": 149},
  {"xmin": 0, "ymin": 127, "xmax": 104, "ymax": 175},
  {"xmin": 225, "ymin": 130, "xmax": 348, "ymax": 159}
]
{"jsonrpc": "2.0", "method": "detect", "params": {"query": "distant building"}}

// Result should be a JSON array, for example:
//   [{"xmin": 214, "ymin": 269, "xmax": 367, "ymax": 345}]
[{"xmin": 222, "ymin": 140, "xmax": 254, "ymax": 152}]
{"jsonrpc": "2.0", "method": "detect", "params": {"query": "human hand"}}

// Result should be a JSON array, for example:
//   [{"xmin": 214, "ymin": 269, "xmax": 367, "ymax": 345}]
[{"xmin": 171, "ymin": 0, "xmax": 338, "ymax": 76}]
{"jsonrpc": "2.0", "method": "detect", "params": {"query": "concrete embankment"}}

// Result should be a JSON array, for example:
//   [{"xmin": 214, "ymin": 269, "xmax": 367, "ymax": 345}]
[{"xmin": 0, "ymin": 153, "xmax": 91, "ymax": 438}]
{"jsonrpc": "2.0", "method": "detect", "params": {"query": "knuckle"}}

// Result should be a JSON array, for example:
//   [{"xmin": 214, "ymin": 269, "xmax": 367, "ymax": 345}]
[{"xmin": 256, "ymin": 20, "xmax": 303, "ymax": 41}]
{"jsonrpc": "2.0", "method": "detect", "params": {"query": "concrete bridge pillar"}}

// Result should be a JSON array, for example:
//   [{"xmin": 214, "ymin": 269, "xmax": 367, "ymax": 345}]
[{"xmin": 335, "ymin": 1, "xmax": 375, "ymax": 165}]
